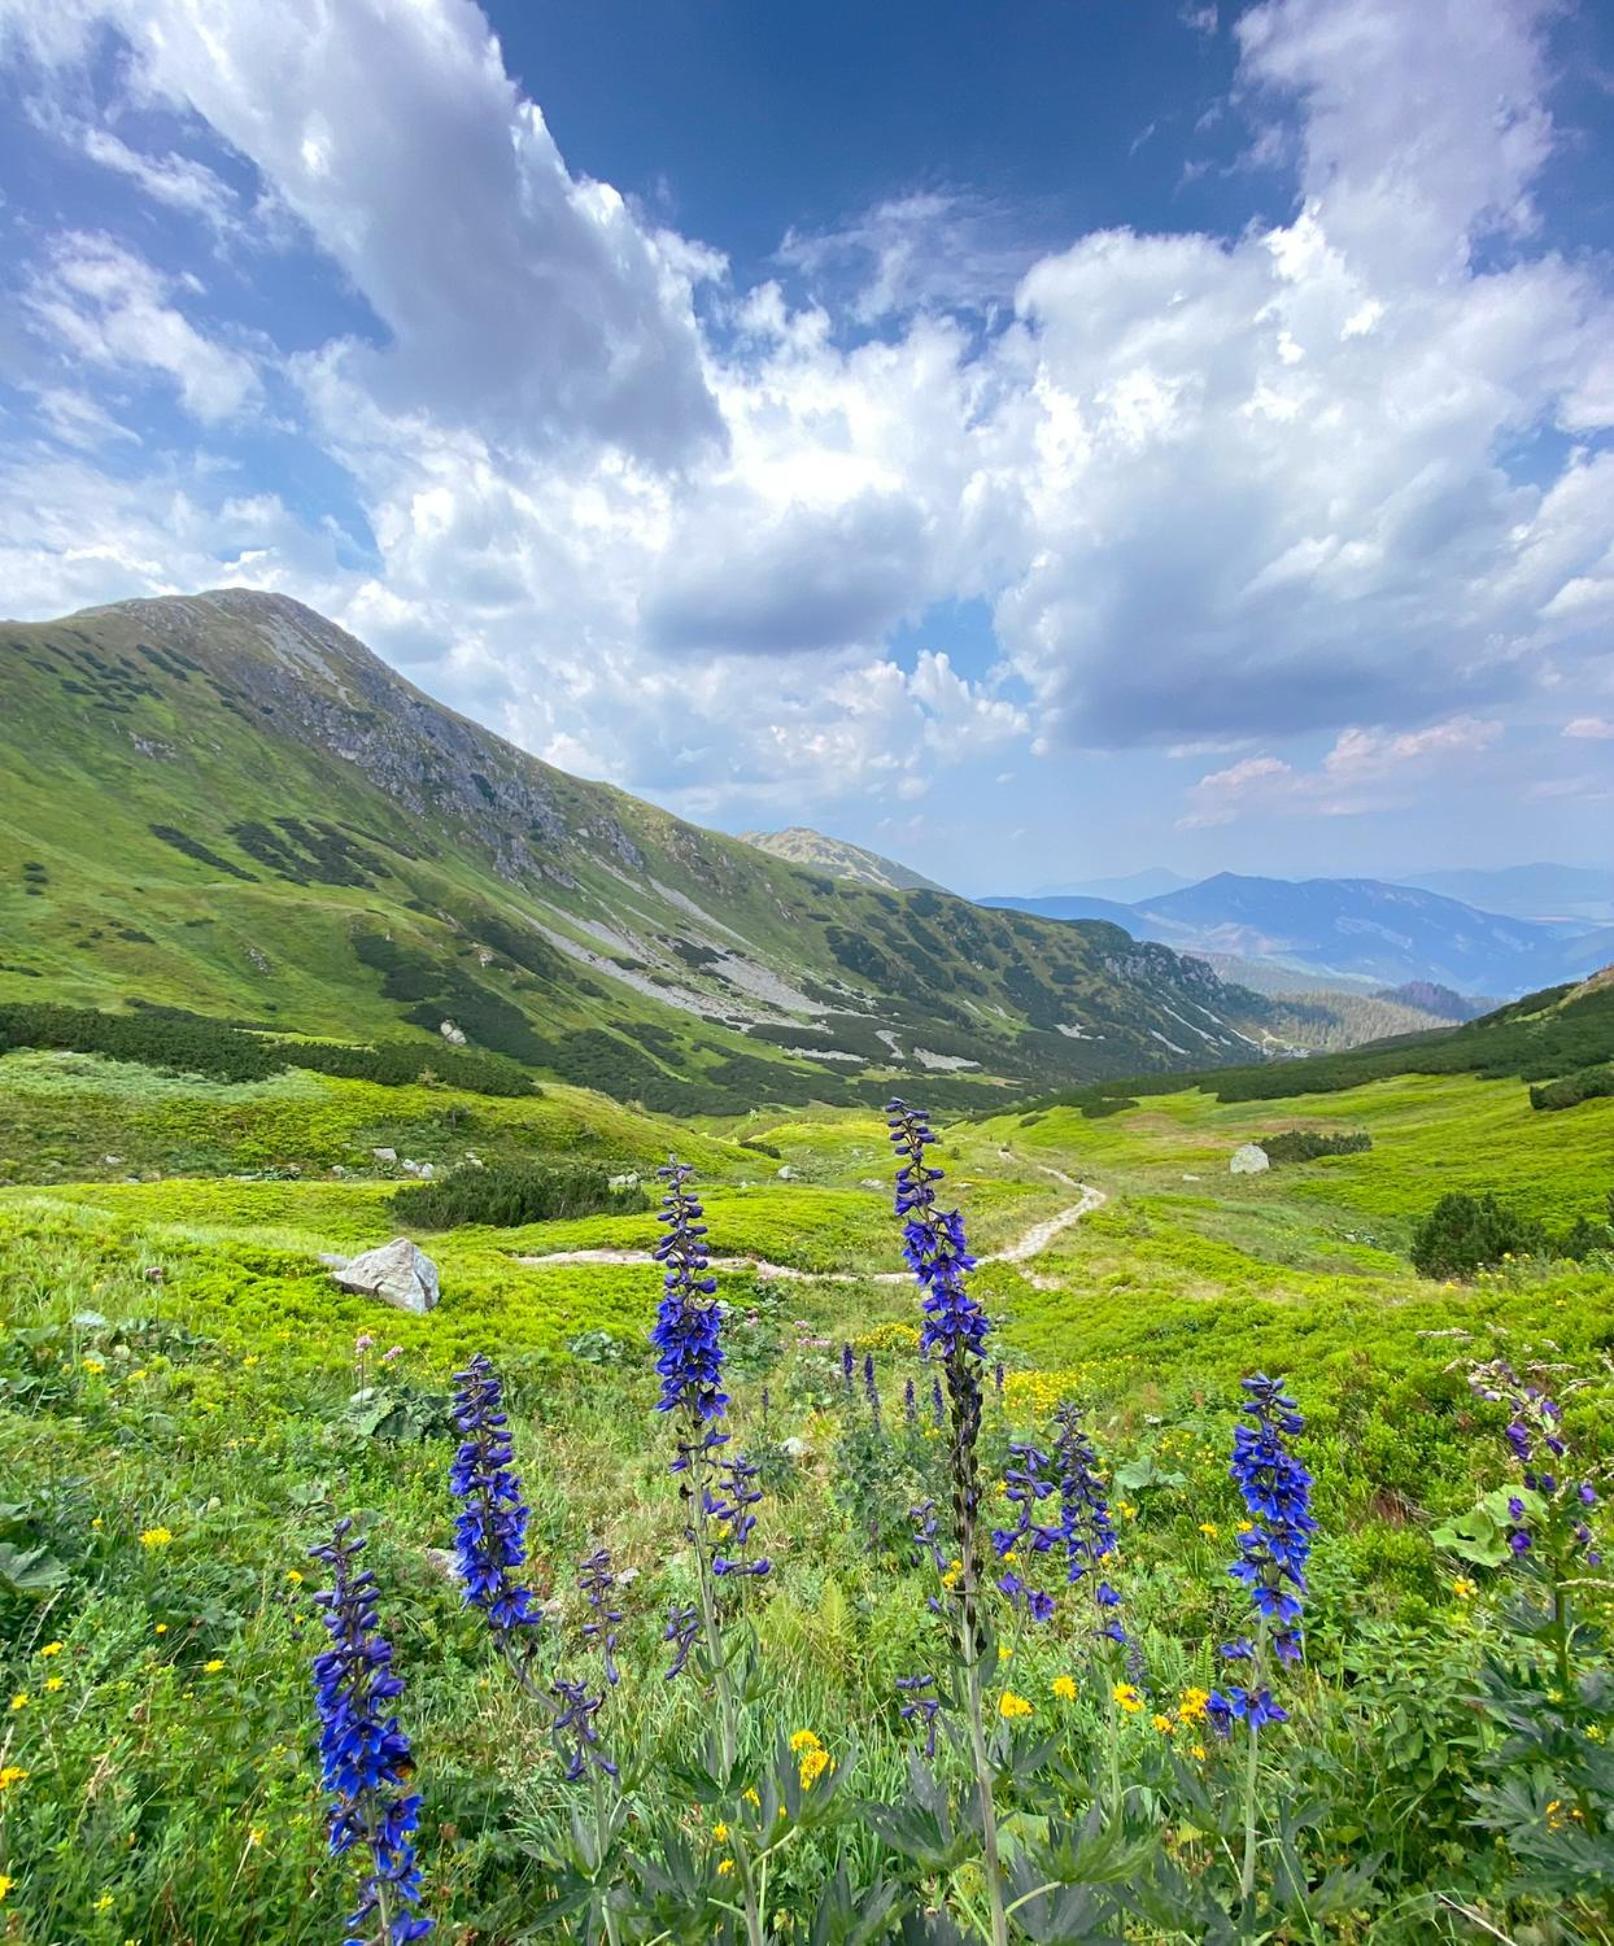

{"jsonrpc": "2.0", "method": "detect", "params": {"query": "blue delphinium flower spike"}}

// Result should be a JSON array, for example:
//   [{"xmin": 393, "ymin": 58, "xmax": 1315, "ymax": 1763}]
[
  {"xmin": 651, "ymin": 1161, "xmax": 727, "ymax": 1425},
  {"xmin": 710, "ymin": 1449, "xmax": 772, "ymax": 1580},
  {"xmin": 1470, "ymin": 1360, "xmax": 1603, "ymax": 1568},
  {"xmin": 663, "ymin": 1603, "xmax": 700, "ymax": 1681},
  {"xmin": 1226, "ymin": 1374, "xmax": 1315, "ymax": 1666},
  {"xmin": 551, "ymin": 1676, "xmax": 618, "ymax": 1782},
  {"xmin": 887, "ymin": 1100, "xmax": 990, "ymax": 1365},
  {"xmin": 897, "ymin": 1673, "xmax": 943, "ymax": 1757},
  {"xmin": 578, "ymin": 1547, "xmax": 623, "ymax": 1687},
  {"xmin": 449, "ymin": 1355, "xmax": 542, "ymax": 1642},
  {"xmin": 310, "ymin": 1520, "xmax": 433, "ymax": 1945}
]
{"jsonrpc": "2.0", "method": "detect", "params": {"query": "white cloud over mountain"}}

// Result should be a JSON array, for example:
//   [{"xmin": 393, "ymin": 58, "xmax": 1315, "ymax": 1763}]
[{"xmin": 0, "ymin": 0, "xmax": 1609, "ymax": 840}]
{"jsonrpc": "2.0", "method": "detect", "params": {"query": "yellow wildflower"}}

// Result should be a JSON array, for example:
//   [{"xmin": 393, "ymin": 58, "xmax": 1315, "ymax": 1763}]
[
  {"xmin": 1452, "ymin": 1578, "xmax": 1476, "ymax": 1600},
  {"xmin": 83, "ymin": 1357, "xmax": 105, "ymax": 1374},
  {"xmin": 1198, "ymin": 1522, "xmax": 1218, "ymax": 1538},
  {"xmin": 998, "ymin": 1691, "xmax": 1033, "ymax": 1720},
  {"xmin": 248, "ymin": 1827, "xmax": 266, "ymax": 1848},
  {"xmin": 44, "ymin": 1676, "xmax": 64, "ymax": 1693},
  {"xmin": 139, "ymin": 1527, "xmax": 173, "ymax": 1549},
  {"xmin": 1112, "ymin": 1682, "xmax": 1143, "ymax": 1714},
  {"xmin": 940, "ymin": 1559, "xmax": 962, "ymax": 1590},
  {"xmin": 130, "ymin": 1369, "xmax": 149, "ymax": 1382},
  {"xmin": 997, "ymin": 1643, "xmax": 1012, "ymax": 1663},
  {"xmin": 1152, "ymin": 1713, "xmax": 1175, "ymax": 1734},
  {"xmin": 1118, "ymin": 1501, "xmax": 1137, "ymax": 1521},
  {"xmin": 788, "ymin": 1729, "xmax": 822, "ymax": 1754},
  {"xmin": 712, "ymin": 1822, "xmax": 730, "ymax": 1844},
  {"xmin": 743, "ymin": 1787, "xmax": 761, "ymax": 1807},
  {"xmin": 717, "ymin": 1858, "xmax": 735, "ymax": 1876},
  {"xmin": 203, "ymin": 1659, "xmax": 225, "ymax": 1674},
  {"xmin": 9, "ymin": 1693, "xmax": 26, "ymax": 1711},
  {"xmin": 1190, "ymin": 1743, "xmax": 1208, "ymax": 1761},
  {"xmin": 1052, "ymin": 1674, "xmax": 1077, "ymax": 1702},
  {"xmin": 154, "ymin": 1623, "xmax": 168, "ymax": 1636},
  {"xmin": 95, "ymin": 1895, "xmax": 115, "ymax": 1913},
  {"xmin": 38, "ymin": 1642, "xmax": 63, "ymax": 1657},
  {"xmin": 285, "ymin": 1568, "xmax": 304, "ymax": 1586},
  {"xmin": 0, "ymin": 1874, "xmax": 12, "ymax": 1903},
  {"xmin": 0, "ymin": 1766, "xmax": 27, "ymax": 1792},
  {"xmin": 1178, "ymin": 1687, "xmax": 1211, "ymax": 1722},
  {"xmin": 1236, "ymin": 1521, "xmax": 1254, "ymax": 1535},
  {"xmin": 799, "ymin": 1746, "xmax": 831, "ymax": 1788},
  {"xmin": 243, "ymin": 1354, "xmax": 260, "ymax": 1368}
]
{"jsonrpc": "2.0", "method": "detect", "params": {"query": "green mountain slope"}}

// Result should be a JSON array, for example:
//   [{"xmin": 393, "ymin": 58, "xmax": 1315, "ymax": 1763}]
[
  {"xmin": 0, "ymin": 590, "xmax": 1279, "ymax": 1112},
  {"xmin": 739, "ymin": 825, "xmax": 952, "ymax": 893},
  {"xmin": 1030, "ymin": 968, "xmax": 1614, "ymax": 1115}
]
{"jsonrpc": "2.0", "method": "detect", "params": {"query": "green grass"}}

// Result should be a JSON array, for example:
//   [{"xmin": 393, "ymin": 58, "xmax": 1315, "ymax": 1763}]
[{"xmin": 4, "ymin": 1041, "xmax": 1614, "ymax": 1941}]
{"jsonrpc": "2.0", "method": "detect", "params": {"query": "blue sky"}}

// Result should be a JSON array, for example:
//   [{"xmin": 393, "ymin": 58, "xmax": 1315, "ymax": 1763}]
[{"xmin": 1, "ymin": 0, "xmax": 1612, "ymax": 895}]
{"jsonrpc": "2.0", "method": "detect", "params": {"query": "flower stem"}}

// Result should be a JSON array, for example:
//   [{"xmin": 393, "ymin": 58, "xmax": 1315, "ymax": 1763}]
[
  {"xmin": 950, "ymin": 1362, "xmax": 1008, "ymax": 1946},
  {"xmin": 692, "ymin": 1435, "xmax": 764, "ymax": 1946},
  {"xmin": 1239, "ymin": 1717, "xmax": 1261, "ymax": 1911}
]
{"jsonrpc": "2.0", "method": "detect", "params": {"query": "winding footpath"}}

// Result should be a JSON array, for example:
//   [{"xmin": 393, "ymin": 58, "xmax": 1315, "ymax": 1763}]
[{"xmin": 512, "ymin": 1154, "xmax": 1105, "ymax": 1289}]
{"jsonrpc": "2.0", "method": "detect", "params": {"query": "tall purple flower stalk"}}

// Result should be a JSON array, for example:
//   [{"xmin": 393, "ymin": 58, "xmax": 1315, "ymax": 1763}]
[
  {"xmin": 992, "ymin": 1441, "xmax": 1059, "ymax": 1623},
  {"xmin": 1211, "ymin": 1375, "xmax": 1313, "ymax": 1910},
  {"xmin": 887, "ymin": 1099, "xmax": 1007, "ymax": 1946},
  {"xmin": 309, "ymin": 1521, "xmax": 433, "ymax": 1945},
  {"xmin": 651, "ymin": 1162, "xmax": 727, "ymax": 1430},
  {"xmin": 1212, "ymin": 1373, "xmax": 1314, "ymax": 1730},
  {"xmin": 1053, "ymin": 1402, "xmax": 1124, "ymax": 1644},
  {"xmin": 1470, "ymin": 1360, "xmax": 1602, "ymax": 1568},
  {"xmin": 647, "ymin": 1159, "xmax": 768, "ymax": 1946},
  {"xmin": 449, "ymin": 1355, "xmax": 541, "ymax": 1645}
]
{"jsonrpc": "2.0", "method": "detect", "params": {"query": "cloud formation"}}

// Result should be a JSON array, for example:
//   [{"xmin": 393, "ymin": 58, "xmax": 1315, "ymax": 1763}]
[
  {"xmin": 0, "ymin": 0, "xmax": 1609, "ymax": 845},
  {"xmin": 1180, "ymin": 715, "xmax": 1504, "ymax": 826}
]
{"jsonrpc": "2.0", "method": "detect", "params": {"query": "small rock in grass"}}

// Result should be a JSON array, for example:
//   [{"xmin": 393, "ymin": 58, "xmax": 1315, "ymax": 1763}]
[
  {"xmin": 330, "ymin": 1237, "xmax": 440, "ymax": 1314},
  {"xmin": 371, "ymin": 1147, "xmax": 398, "ymax": 1163},
  {"xmin": 1229, "ymin": 1143, "xmax": 1270, "ymax": 1175}
]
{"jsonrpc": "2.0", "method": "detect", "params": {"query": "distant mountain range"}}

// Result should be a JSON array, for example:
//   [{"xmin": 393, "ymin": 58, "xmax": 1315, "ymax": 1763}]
[
  {"xmin": 1030, "ymin": 867, "xmax": 1193, "ymax": 903},
  {"xmin": 1400, "ymin": 863, "xmax": 1614, "ymax": 926},
  {"xmin": 983, "ymin": 873, "xmax": 1614, "ymax": 997},
  {"xmin": 740, "ymin": 827, "xmax": 951, "ymax": 894},
  {"xmin": 1, "ymin": 591, "xmax": 1296, "ymax": 1113}
]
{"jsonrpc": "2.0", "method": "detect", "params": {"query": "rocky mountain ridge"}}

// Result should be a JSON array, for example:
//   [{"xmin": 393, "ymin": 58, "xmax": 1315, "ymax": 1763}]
[{"xmin": 1, "ymin": 589, "xmax": 1284, "ymax": 1111}]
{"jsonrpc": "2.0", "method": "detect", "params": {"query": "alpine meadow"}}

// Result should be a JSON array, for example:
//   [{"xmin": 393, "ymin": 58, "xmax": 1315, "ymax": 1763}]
[{"xmin": 2, "ymin": 2, "xmax": 1614, "ymax": 1944}]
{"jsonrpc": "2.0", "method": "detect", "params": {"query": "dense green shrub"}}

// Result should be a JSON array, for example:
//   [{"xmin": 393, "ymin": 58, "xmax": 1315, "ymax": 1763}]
[
  {"xmin": 0, "ymin": 1003, "xmax": 536, "ymax": 1097},
  {"xmin": 391, "ymin": 1159, "xmax": 648, "ymax": 1229},
  {"xmin": 1410, "ymin": 1191, "xmax": 1548, "ymax": 1279},
  {"xmin": 1258, "ymin": 1128, "xmax": 1372, "ymax": 1165},
  {"xmin": 1530, "ymin": 1062, "xmax": 1614, "ymax": 1111}
]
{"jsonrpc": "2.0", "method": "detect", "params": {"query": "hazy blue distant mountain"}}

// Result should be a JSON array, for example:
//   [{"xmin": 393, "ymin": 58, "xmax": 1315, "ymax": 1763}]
[
  {"xmin": 1401, "ymin": 863, "xmax": 1614, "ymax": 926},
  {"xmin": 984, "ymin": 892, "xmax": 1150, "ymax": 930},
  {"xmin": 1372, "ymin": 981, "xmax": 1491, "ymax": 1022},
  {"xmin": 1029, "ymin": 867, "xmax": 1192, "ymax": 902},
  {"xmin": 984, "ymin": 872, "xmax": 1613, "ymax": 996}
]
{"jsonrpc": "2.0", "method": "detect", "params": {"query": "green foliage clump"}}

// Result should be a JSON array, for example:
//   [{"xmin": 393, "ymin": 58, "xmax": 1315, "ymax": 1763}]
[
  {"xmin": 1410, "ymin": 1191, "xmax": 1547, "ymax": 1280},
  {"xmin": 1530, "ymin": 1062, "xmax": 1614, "ymax": 1111},
  {"xmin": 391, "ymin": 1159, "xmax": 648, "ymax": 1229},
  {"xmin": 0, "ymin": 1001, "xmax": 535, "ymax": 1098},
  {"xmin": 1258, "ymin": 1127, "xmax": 1372, "ymax": 1164}
]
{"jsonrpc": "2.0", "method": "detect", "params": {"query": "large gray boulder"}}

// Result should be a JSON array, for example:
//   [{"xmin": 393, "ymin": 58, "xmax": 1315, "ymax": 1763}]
[
  {"xmin": 329, "ymin": 1237, "xmax": 440, "ymax": 1314},
  {"xmin": 1229, "ymin": 1142, "xmax": 1270, "ymax": 1176}
]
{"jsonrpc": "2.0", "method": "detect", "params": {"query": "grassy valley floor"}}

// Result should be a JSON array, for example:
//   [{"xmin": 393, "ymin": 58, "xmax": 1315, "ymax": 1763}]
[{"xmin": 2, "ymin": 1050, "xmax": 1612, "ymax": 1939}]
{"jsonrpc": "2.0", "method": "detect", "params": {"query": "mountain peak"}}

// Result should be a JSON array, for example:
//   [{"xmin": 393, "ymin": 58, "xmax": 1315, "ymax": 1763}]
[{"xmin": 740, "ymin": 826, "xmax": 952, "ymax": 895}]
